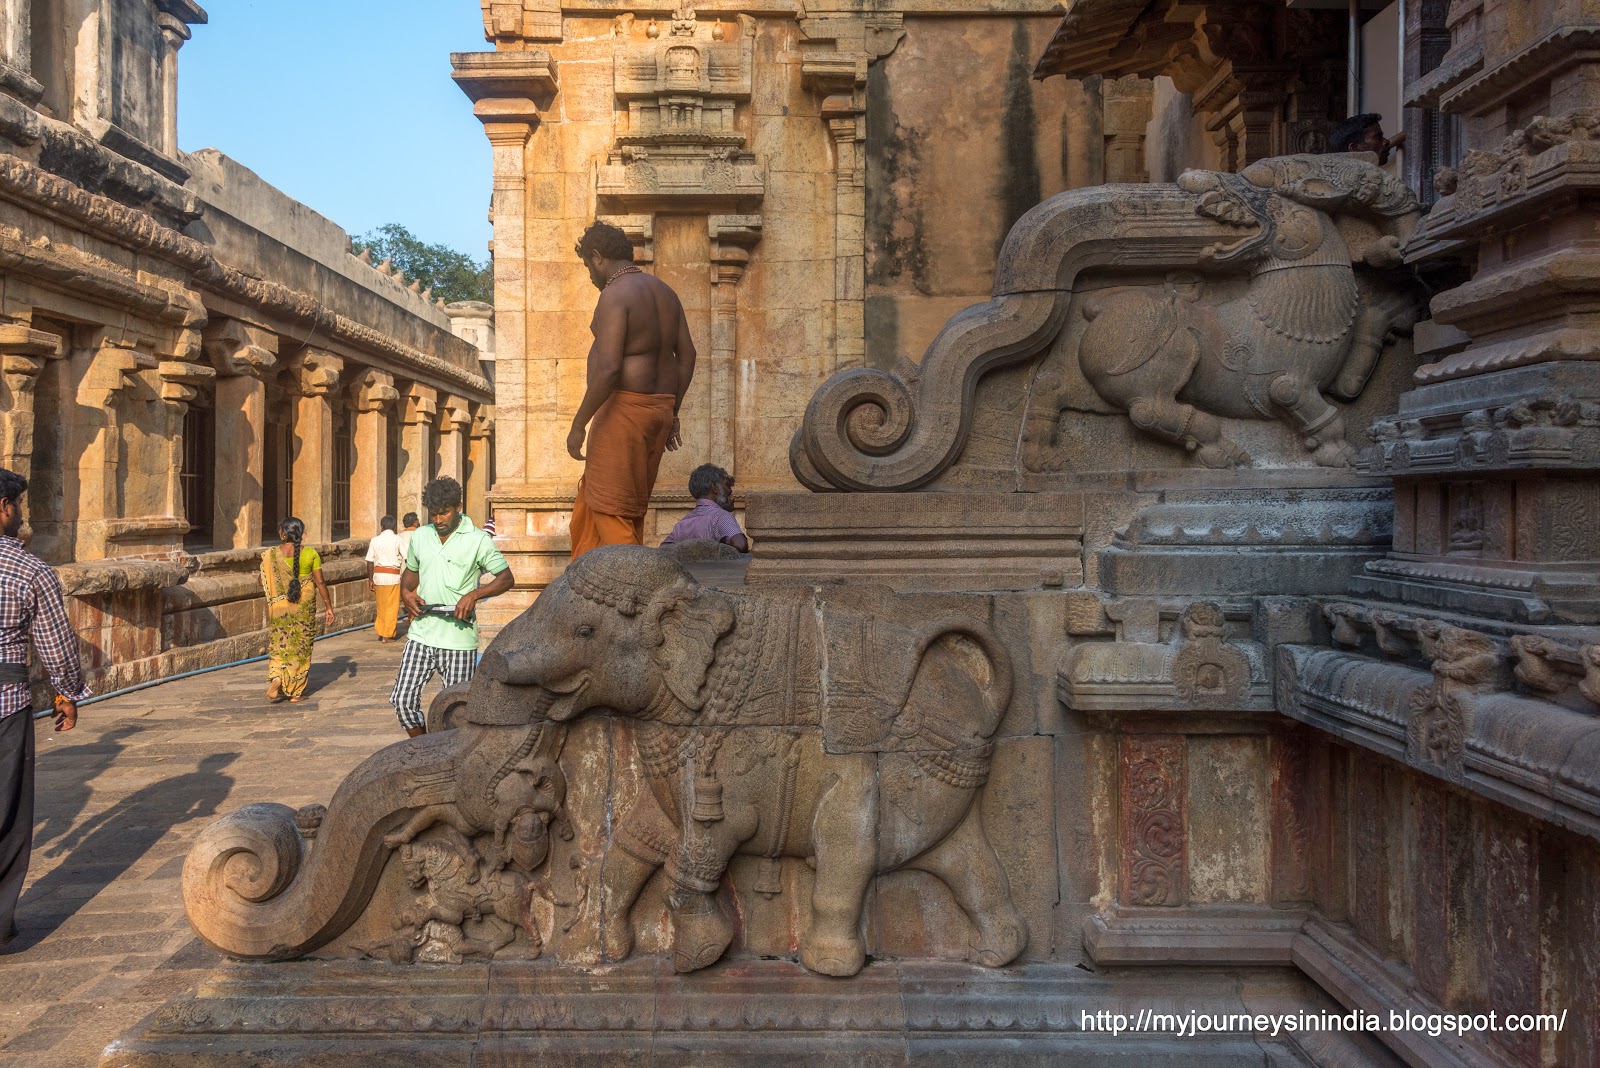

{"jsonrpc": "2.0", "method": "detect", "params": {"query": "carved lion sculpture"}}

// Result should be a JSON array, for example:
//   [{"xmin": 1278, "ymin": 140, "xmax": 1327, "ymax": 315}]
[
  {"xmin": 1068, "ymin": 154, "xmax": 1422, "ymax": 468},
  {"xmin": 468, "ymin": 545, "xmax": 1022, "ymax": 978}
]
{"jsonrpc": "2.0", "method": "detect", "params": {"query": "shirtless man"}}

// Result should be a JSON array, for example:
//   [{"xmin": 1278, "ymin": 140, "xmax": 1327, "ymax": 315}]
[{"xmin": 566, "ymin": 220, "xmax": 697, "ymax": 559}]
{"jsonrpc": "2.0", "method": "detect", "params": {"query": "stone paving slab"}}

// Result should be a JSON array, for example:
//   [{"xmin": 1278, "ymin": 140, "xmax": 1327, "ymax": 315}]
[{"xmin": 0, "ymin": 629, "xmax": 420, "ymax": 1067}]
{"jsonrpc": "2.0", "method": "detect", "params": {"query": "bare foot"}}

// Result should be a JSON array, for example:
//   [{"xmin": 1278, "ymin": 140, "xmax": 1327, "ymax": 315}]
[{"xmin": 266, "ymin": 678, "xmax": 283, "ymax": 702}]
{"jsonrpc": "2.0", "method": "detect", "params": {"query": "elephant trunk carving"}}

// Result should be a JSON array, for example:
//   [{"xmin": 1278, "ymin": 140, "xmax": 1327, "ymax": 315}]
[{"xmin": 182, "ymin": 728, "xmax": 475, "ymax": 959}]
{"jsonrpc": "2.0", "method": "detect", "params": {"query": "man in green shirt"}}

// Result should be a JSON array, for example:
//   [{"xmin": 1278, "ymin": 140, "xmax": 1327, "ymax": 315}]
[{"xmin": 389, "ymin": 477, "xmax": 514, "ymax": 736}]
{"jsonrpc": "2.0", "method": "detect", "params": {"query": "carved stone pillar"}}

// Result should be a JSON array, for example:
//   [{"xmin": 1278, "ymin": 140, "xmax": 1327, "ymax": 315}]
[
  {"xmin": 800, "ymin": 11, "xmax": 903, "ymax": 373},
  {"xmin": 823, "ymin": 101, "xmax": 866, "ymax": 371},
  {"xmin": 157, "ymin": 357, "xmax": 216, "ymax": 534},
  {"xmin": 467, "ymin": 406, "xmax": 495, "ymax": 528},
  {"xmin": 397, "ymin": 383, "xmax": 438, "ymax": 519},
  {"xmin": 451, "ymin": 50, "xmax": 555, "ymax": 503},
  {"xmin": 708, "ymin": 216, "xmax": 762, "ymax": 468},
  {"xmin": 349, "ymin": 369, "xmax": 398, "ymax": 537},
  {"xmin": 203, "ymin": 321, "xmax": 277, "ymax": 550},
  {"xmin": 436, "ymin": 395, "xmax": 471, "ymax": 485},
  {"xmin": 156, "ymin": 13, "xmax": 191, "ymax": 158},
  {"xmin": 485, "ymin": 117, "xmax": 533, "ymax": 499},
  {"xmin": 0, "ymin": 320, "xmax": 63, "ymax": 482},
  {"xmin": 288, "ymin": 350, "xmax": 344, "ymax": 545},
  {"xmin": 1102, "ymin": 74, "xmax": 1153, "ymax": 183},
  {"xmin": 73, "ymin": 339, "xmax": 155, "ymax": 560}
]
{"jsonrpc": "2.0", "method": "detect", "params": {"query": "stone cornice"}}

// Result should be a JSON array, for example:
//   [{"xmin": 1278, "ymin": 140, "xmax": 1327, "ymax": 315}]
[
  {"xmin": 1278, "ymin": 638, "xmax": 1600, "ymax": 843},
  {"xmin": 0, "ymin": 154, "xmax": 492, "ymax": 401},
  {"xmin": 1440, "ymin": 24, "xmax": 1600, "ymax": 115},
  {"xmin": 1402, "ymin": 39, "xmax": 1482, "ymax": 110}
]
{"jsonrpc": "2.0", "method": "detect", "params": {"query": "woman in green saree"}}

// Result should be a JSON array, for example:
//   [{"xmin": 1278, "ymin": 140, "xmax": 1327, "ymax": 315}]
[{"xmin": 261, "ymin": 517, "xmax": 336, "ymax": 702}]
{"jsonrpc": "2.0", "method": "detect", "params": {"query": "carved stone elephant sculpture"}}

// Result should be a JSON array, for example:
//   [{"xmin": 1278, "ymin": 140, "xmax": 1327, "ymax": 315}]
[{"xmin": 468, "ymin": 545, "xmax": 1023, "ymax": 977}]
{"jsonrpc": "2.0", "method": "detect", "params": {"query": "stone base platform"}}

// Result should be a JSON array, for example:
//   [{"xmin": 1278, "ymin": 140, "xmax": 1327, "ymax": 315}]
[{"xmin": 102, "ymin": 958, "xmax": 1398, "ymax": 1067}]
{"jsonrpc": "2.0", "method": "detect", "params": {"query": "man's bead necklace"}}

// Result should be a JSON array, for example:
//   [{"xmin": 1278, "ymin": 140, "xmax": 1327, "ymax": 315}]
[{"xmin": 604, "ymin": 265, "xmax": 643, "ymax": 289}]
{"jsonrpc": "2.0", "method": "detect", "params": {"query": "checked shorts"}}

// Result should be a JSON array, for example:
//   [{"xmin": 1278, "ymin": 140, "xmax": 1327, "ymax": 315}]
[{"xmin": 389, "ymin": 639, "xmax": 477, "ymax": 730}]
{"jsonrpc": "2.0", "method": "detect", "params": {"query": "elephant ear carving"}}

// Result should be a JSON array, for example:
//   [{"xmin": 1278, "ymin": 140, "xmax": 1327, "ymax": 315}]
[{"xmin": 644, "ymin": 581, "xmax": 737, "ymax": 710}]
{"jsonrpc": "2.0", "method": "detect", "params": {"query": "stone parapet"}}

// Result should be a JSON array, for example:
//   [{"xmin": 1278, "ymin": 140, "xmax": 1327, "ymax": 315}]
[{"xmin": 54, "ymin": 541, "xmax": 377, "ymax": 703}]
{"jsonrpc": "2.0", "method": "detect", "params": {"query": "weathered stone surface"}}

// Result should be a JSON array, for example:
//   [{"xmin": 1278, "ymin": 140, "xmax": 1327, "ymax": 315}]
[
  {"xmin": 793, "ymin": 156, "xmax": 1422, "ymax": 492},
  {"xmin": 456, "ymin": 4, "xmax": 1096, "ymax": 616},
  {"xmin": 1060, "ymin": 601, "xmax": 1271, "ymax": 713},
  {"xmin": 105, "ymin": 958, "xmax": 1357, "ymax": 1067},
  {"xmin": 181, "ymin": 547, "xmax": 1027, "ymax": 980},
  {"xmin": 746, "ymin": 490, "xmax": 1083, "ymax": 591}
]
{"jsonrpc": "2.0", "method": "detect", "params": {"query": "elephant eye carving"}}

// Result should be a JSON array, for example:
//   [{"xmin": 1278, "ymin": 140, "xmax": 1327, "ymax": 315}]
[{"xmin": 577, "ymin": 624, "xmax": 595, "ymax": 639}]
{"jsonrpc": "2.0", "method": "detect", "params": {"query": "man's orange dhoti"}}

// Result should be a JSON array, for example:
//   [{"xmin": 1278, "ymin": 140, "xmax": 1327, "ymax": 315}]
[{"xmin": 570, "ymin": 391, "xmax": 676, "ymax": 559}]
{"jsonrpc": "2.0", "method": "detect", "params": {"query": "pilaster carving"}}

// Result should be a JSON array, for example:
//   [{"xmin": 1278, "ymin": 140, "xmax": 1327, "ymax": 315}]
[
  {"xmin": 481, "ymin": 0, "xmax": 562, "ymax": 45},
  {"xmin": 351, "ymin": 368, "xmax": 399, "ymax": 413},
  {"xmin": 597, "ymin": 215, "xmax": 655, "ymax": 264},
  {"xmin": 348, "ymin": 369, "xmax": 398, "ymax": 536},
  {"xmin": 1120, "ymin": 735, "xmax": 1186, "ymax": 907},
  {"xmin": 1061, "ymin": 598, "xmax": 1269, "ymax": 712},
  {"xmin": 1407, "ymin": 622, "xmax": 1497, "ymax": 773},
  {"xmin": 797, "ymin": 9, "xmax": 905, "ymax": 103},
  {"xmin": 471, "ymin": 405, "xmax": 495, "ymax": 439},
  {"xmin": 0, "ymin": 319, "xmax": 63, "ymax": 477},
  {"xmin": 706, "ymin": 215, "xmax": 762, "ymax": 465},
  {"xmin": 438, "ymin": 395, "xmax": 474, "ymax": 436},
  {"xmin": 80, "ymin": 340, "xmax": 155, "ymax": 407},
  {"xmin": 797, "ymin": 9, "xmax": 900, "ymax": 371},
  {"xmin": 156, "ymin": 358, "xmax": 215, "ymax": 407}
]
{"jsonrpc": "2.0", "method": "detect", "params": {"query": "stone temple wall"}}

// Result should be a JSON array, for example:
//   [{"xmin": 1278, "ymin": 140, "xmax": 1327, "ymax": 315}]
[
  {"xmin": 450, "ymin": 0, "xmax": 1080, "ymax": 614},
  {"xmin": 106, "ymin": 5, "xmax": 1600, "ymax": 1066},
  {"xmin": 0, "ymin": 0, "xmax": 496, "ymax": 699}
]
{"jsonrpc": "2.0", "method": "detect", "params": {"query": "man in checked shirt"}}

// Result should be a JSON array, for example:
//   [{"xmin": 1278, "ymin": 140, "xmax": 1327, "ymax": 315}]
[{"xmin": 0, "ymin": 468, "xmax": 89, "ymax": 949}]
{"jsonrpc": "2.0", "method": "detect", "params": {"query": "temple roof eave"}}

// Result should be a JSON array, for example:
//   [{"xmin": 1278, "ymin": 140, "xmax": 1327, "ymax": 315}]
[{"xmin": 1031, "ymin": 0, "xmax": 1157, "ymax": 82}]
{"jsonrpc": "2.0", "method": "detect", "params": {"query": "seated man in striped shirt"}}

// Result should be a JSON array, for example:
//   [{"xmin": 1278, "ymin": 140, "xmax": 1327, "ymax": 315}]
[
  {"xmin": 0, "ymin": 467, "xmax": 90, "ymax": 950},
  {"xmin": 660, "ymin": 464, "xmax": 749, "ymax": 553}
]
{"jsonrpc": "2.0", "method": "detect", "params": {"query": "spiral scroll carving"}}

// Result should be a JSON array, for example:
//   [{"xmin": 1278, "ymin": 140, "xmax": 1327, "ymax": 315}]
[
  {"xmin": 793, "ymin": 292, "xmax": 1063, "ymax": 490},
  {"xmin": 191, "ymin": 802, "xmax": 304, "ymax": 905},
  {"xmin": 181, "ymin": 729, "xmax": 473, "ymax": 959}
]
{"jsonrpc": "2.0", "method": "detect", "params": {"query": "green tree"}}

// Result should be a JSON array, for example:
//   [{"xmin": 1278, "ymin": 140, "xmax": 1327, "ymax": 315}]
[{"xmin": 352, "ymin": 223, "xmax": 493, "ymax": 305}]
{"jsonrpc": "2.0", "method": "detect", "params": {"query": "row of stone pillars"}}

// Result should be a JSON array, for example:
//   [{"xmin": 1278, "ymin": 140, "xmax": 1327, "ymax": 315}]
[
  {"xmin": 205, "ymin": 322, "xmax": 491, "ymax": 549},
  {"xmin": 0, "ymin": 314, "xmax": 490, "ymax": 562}
]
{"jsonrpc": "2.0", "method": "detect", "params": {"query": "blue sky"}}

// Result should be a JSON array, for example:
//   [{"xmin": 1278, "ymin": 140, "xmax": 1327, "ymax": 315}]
[{"xmin": 180, "ymin": 1, "xmax": 494, "ymax": 259}]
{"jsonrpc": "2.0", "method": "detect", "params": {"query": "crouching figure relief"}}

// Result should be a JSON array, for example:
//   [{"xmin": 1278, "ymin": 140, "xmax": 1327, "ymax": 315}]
[
  {"xmin": 1073, "ymin": 155, "xmax": 1423, "ymax": 468},
  {"xmin": 180, "ymin": 546, "xmax": 1024, "ymax": 978}
]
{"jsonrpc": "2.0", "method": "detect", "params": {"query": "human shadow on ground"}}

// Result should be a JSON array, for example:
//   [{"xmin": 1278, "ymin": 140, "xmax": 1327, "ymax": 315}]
[
  {"xmin": 10, "ymin": 752, "xmax": 239, "ymax": 946},
  {"xmin": 31, "ymin": 723, "xmax": 147, "ymax": 853},
  {"xmin": 301, "ymin": 654, "xmax": 357, "ymax": 699}
]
